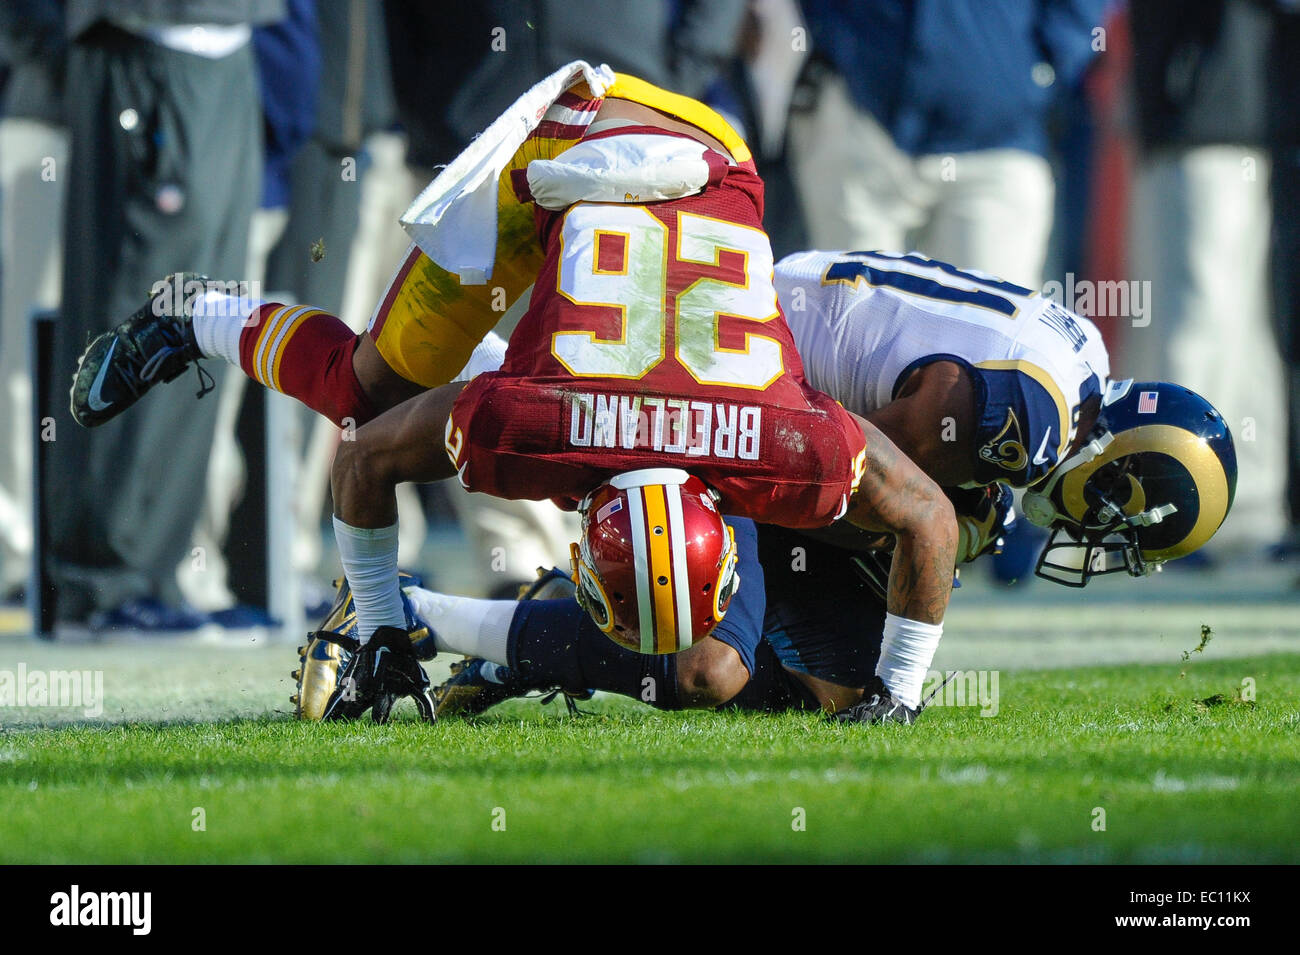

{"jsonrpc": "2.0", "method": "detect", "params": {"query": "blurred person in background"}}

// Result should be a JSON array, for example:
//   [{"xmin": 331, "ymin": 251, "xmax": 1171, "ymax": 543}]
[
  {"xmin": 179, "ymin": 0, "xmax": 320, "ymax": 622},
  {"xmin": 253, "ymin": 0, "xmax": 406, "ymax": 614},
  {"xmin": 184, "ymin": 0, "xmax": 423, "ymax": 624},
  {"xmin": 44, "ymin": 0, "xmax": 284, "ymax": 631},
  {"xmin": 783, "ymin": 0, "xmax": 1109, "ymax": 582},
  {"xmin": 445, "ymin": 0, "xmax": 747, "ymax": 143},
  {"xmin": 1268, "ymin": 2, "xmax": 1300, "ymax": 565},
  {"xmin": 786, "ymin": 0, "xmax": 1109, "ymax": 286},
  {"xmin": 733, "ymin": 0, "xmax": 810, "ymax": 259},
  {"xmin": 262, "ymin": 0, "xmax": 392, "ymax": 323},
  {"xmin": 0, "ymin": 1, "xmax": 66, "ymax": 604},
  {"xmin": 1125, "ymin": 0, "xmax": 1286, "ymax": 561}
]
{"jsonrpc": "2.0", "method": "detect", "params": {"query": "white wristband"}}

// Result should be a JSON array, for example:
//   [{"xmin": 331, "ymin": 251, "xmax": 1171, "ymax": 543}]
[{"xmin": 876, "ymin": 612, "xmax": 944, "ymax": 708}]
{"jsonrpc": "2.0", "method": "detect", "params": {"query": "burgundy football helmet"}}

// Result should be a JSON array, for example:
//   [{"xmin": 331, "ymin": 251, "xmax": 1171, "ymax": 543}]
[{"xmin": 569, "ymin": 468, "xmax": 739, "ymax": 654}]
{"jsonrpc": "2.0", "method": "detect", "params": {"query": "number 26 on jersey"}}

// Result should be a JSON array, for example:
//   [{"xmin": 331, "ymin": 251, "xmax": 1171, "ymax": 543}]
[{"xmin": 551, "ymin": 205, "xmax": 785, "ymax": 390}]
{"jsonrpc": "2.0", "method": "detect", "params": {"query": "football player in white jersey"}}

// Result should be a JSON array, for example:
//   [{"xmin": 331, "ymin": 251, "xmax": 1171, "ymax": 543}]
[
  {"xmin": 296, "ymin": 250, "xmax": 1237, "ymax": 725},
  {"xmin": 777, "ymin": 250, "xmax": 1109, "ymax": 496}
]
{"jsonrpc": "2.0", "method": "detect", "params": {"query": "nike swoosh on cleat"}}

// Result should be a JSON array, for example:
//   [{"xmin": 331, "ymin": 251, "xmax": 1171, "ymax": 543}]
[
  {"xmin": 86, "ymin": 338, "xmax": 119, "ymax": 412},
  {"xmin": 373, "ymin": 646, "xmax": 388, "ymax": 677},
  {"xmin": 1031, "ymin": 428, "xmax": 1053, "ymax": 467}
]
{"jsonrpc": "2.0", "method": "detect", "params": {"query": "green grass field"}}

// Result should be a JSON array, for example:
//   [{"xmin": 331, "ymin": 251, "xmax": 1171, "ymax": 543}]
[{"xmin": 3, "ymin": 649, "xmax": 1297, "ymax": 863}]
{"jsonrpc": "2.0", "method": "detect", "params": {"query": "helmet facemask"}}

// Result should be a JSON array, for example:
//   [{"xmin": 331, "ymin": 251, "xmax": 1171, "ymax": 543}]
[
  {"xmin": 570, "ymin": 539, "xmax": 615, "ymax": 633},
  {"xmin": 711, "ymin": 524, "xmax": 740, "ymax": 620}
]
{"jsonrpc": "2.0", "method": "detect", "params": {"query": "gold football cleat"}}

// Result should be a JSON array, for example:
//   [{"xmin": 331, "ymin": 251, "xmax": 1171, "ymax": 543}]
[{"xmin": 291, "ymin": 573, "xmax": 436, "ymax": 720}]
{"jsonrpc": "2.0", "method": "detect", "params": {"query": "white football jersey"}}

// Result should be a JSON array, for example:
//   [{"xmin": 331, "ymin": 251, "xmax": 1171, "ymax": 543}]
[{"xmin": 775, "ymin": 250, "xmax": 1110, "ymax": 487}]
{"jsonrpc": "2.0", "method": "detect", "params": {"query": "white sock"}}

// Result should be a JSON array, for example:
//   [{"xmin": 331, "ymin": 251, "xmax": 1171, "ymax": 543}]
[
  {"xmin": 190, "ymin": 289, "xmax": 264, "ymax": 365},
  {"xmin": 332, "ymin": 517, "xmax": 405, "ymax": 642},
  {"xmin": 875, "ymin": 613, "xmax": 944, "ymax": 708},
  {"xmin": 403, "ymin": 585, "xmax": 516, "ymax": 665}
]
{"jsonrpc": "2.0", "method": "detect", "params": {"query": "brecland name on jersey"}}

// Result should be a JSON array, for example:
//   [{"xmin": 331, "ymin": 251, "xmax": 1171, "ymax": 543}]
[{"xmin": 568, "ymin": 391, "xmax": 761, "ymax": 461}]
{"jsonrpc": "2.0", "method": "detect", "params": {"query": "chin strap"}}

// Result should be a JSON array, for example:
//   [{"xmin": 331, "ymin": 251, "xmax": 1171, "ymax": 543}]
[{"xmin": 1100, "ymin": 500, "xmax": 1178, "ymax": 530}]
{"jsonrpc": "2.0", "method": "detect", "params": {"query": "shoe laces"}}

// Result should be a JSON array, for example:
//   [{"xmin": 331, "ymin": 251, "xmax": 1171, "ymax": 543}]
[
  {"xmin": 138, "ymin": 346, "xmax": 215, "ymax": 399},
  {"xmin": 918, "ymin": 671, "xmax": 957, "ymax": 713},
  {"xmin": 447, "ymin": 656, "xmax": 589, "ymax": 716},
  {"xmin": 538, "ymin": 687, "xmax": 589, "ymax": 717},
  {"xmin": 112, "ymin": 311, "xmax": 214, "ymax": 403}
]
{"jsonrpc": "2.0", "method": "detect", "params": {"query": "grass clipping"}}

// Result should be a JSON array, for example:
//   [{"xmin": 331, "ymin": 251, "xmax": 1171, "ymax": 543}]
[{"xmin": 1168, "ymin": 624, "xmax": 1256, "ymax": 711}]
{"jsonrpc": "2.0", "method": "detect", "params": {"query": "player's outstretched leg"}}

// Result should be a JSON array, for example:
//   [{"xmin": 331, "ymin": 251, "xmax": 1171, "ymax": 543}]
[
  {"xmin": 70, "ymin": 273, "xmax": 404, "ymax": 429},
  {"xmin": 430, "ymin": 569, "xmax": 593, "ymax": 718},
  {"xmin": 426, "ymin": 519, "xmax": 775, "ymax": 717},
  {"xmin": 69, "ymin": 272, "xmax": 212, "ymax": 427},
  {"xmin": 423, "ymin": 588, "xmax": 820, "ymax": 718},
  {"xmin": 408, "ymin": 571, "xmax": 773, "ymax": 718}
]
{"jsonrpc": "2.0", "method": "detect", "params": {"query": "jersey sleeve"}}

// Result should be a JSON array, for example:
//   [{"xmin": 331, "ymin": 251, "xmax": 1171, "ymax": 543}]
[{"xmin": 969, "ymin": 360, "xmax": 1074, "ymax": 488}]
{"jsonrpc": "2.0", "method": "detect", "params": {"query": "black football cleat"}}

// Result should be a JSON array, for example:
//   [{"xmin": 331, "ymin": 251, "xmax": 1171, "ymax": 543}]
[
  {"xmin": 433, "ymin": 657, "xmax": 594, "ymax": 719},
  {"xmin": 831, "ymin": 675, "xmax": 920, "ymax": 726},
  {"xmin": 70, "ymin": 272, "xmax": 212, "ymax": 427},
  {"xmin": 433, "ymin": 657, "xmax": 531, "ymax": 719},
  {"xmin": 319, "ymin": 625, "xmax": 436, "ymax": 724}
]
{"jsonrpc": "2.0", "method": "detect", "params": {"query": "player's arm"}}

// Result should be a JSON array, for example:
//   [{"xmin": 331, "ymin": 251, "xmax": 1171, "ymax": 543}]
[
  {"xmin": 840, "ymin": 414, "xmax": 958, "ymax": 625},
  {"xmin": 862, "ymin": 359, "xmax": 1012, "ymax": 562},
  {"xmin": 837, "ymin": 412, "xmax": 957, "ymax": 717}
]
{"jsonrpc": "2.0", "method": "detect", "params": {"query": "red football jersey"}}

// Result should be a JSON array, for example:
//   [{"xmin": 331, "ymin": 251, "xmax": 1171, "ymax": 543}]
[{"xmin": 447, "ymin": 130, "xmax": 866, "ymax": 528}]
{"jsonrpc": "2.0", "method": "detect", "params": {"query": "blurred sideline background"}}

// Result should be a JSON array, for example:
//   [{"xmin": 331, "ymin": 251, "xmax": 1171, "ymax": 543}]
[{"xmin": 1, "ymin": 1, "xmax": 1298, "ymax": 675}]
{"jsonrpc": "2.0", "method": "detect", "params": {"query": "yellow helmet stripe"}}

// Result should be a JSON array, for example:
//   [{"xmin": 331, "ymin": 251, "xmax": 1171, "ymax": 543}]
[
  {"xmin": 622, "ymin": 485, "xmax": 656, "ymax": 653},
  {"xmin": 641, "ymin": 484, "xmax": 679, "ymax": 654}
]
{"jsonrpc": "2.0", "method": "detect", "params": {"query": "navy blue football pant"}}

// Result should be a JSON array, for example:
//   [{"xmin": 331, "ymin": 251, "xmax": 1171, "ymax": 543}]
[{"xmin": 506, "ymin": 519, "xmax": 886, "ymax": 712}]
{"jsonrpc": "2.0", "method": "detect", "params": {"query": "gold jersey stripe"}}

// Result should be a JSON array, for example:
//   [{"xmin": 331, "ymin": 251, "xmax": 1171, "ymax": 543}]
[
  {"xmin": 270, "ymin": 308, "xmax": 320, "ymax": 392},
  {"xmin": 255, "ymin": 305, "xmax": 306, "ymax": 387}
]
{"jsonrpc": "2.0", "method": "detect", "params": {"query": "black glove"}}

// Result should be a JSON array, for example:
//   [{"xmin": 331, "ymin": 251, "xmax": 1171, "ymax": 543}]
[
  {"xmin": 947, "ymin": 483, "xmax": 1016, "ymax": 562},
  {"xmin": 831, "ymin": 675, "xmax": 919, "ymax": 725},
  {"xmin": 320, "ymin": 626, "xmax": 436, "ymax": 723}
]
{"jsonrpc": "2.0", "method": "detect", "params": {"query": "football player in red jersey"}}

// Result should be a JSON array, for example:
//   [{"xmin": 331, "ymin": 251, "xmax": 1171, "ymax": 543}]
[
  {"xmin": 72, "ymin": 66, "xmax": 958, "ymax": 721},
  {"xmin": 319, "ymin": 102, "xmax": 957, "ymax": 720}
]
